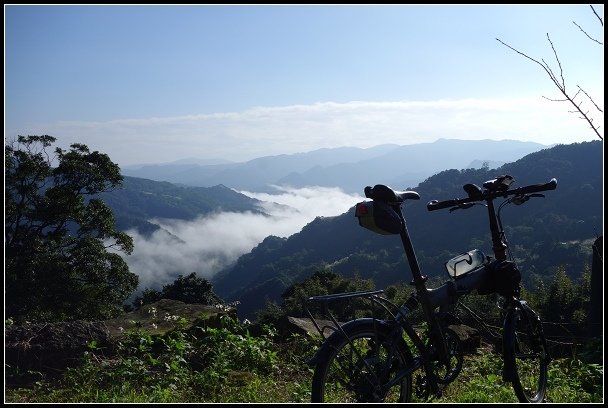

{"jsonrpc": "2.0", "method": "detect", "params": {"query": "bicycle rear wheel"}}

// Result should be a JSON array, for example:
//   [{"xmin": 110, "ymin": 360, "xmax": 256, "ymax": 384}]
[
  {"xmin": 503, "ymin": 303, "xmax": 549, "ymax": 403},
  {"xmin": 311, "ymin": 319, "xmax": 413, "ymax": 402}
]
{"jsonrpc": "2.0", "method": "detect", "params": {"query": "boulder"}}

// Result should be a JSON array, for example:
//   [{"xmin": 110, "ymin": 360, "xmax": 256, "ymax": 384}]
[
  {"xmin": 5, "ymin": 299, "xmax": 235, "ymax": 379},
  {"xmin": 5, "ymin": 320, "xmax": 113, "ymax": 377}
]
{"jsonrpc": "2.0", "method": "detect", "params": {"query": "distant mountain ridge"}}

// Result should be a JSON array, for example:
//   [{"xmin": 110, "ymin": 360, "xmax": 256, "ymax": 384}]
[
  {"xmin": 209, "ymin": 141, "xmax": 602, "ymax": 319},
  {"xmin": 121, "ymin": 139, "xmax": 549, "ymax": 193}
]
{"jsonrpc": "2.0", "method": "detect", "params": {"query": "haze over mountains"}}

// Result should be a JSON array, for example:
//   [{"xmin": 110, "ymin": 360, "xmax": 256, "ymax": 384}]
[
  {"xmin": 208, "ymin": 140, "xmax": 603, "ymax": 319},
  {"xmin": 122, "ymin": 139, "xmax": 550, "ymax": 193},
  {"xmin": 107, "ymin": 138, "xmax": 604, "ymax": 316}
]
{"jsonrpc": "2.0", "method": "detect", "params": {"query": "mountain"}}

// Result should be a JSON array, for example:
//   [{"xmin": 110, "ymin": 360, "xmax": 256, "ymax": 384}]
[
  {"xmin": 210, "ymin": 141, "xmax": 603, "ymax": 319},
  {"xmin": 121, "ymin": 144, "xmax": 401, "ymax": 191},
  {"xmin": 277, "ymin": 139, "xmax": 548, "ymax": 192},
  {"xmin": 466, "ymin": 159, "xmax": 505, "ymax": 169},
  {"xmin": 123, "ymin": 157, "xmax": 235, "ymax": 169},
  {"xmin": 121, "ymin": 139, "xmax": 549, "ymax": 193},
  {"xmin": 99, "ymin": 176, "xmax": 266, "ymax": 236}
]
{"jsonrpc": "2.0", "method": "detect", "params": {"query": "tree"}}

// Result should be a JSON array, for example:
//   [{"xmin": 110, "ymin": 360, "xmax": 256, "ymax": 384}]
[
  {"xmin": 260, "ymin": 268, "xmax": 376, "ymax": 323},
  {"xmin": 5, "ymin": 135, "xmax": 138, "ymax": 323},
  {"xmin": 134, "ymin": 272, "xmax": 223, "ymax": 307},
  {"xmin": 497, "ymin": 4, "xmax": 603, "ymax": 340},
  {"xmin": 497, "ymin": 5, "xmax": 603, "ymax": 140}
]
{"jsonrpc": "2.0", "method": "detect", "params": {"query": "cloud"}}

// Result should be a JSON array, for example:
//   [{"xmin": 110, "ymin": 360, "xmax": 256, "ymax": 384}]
[
  {"xmin": 7, "ymin": 96, "xmax": 603, "ymax": 167},
  {"xmin": 122, "ymin": 186, "xmax": 363, "ymax": 293}
]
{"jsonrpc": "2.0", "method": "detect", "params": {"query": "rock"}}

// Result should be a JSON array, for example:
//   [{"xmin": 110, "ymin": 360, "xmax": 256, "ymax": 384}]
[
  {"xmin": 5, "ymin": 299, "xmax": 235, "ymax": 380},
  {"xmin": 448, "ymin": 324, "xmax": 482, "ymax": 354},
  {"xmin": 287, "ymin": 316, "xmax": 341, "ymax": 338},
  {"xmin": 5, "ymin": 320, "xmax": 113, "ymax": 377},
  {"xmin": 103, "ymin": 298, "xmax": 232, "ymax": 337}
]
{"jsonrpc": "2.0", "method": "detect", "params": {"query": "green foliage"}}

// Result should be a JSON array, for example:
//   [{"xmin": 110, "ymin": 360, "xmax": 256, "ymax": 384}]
[
  {"xmin": 212, "ymin": 141, "xmax": 602, "ymax": 319},
  {"xmin": 547, "ymin": 358, "xmax": 603, "ymax": 402},
  {"xmin": 4, "ymin": 318, "xmax": 601, "ymax": 403},
  {"xmin": 533, "ymin": 265, "xmax": 591, "ymax": 341},
  {"xmin": 193, "ymin": 316, "xmax": 279, "ymax": 382},
  {"xmin": 4, "ymin": 138, "xmax": 602, "ymax": 402},
  {"xmin": 101, "ymin": 177, "xmax": 263, "ymax": 236},
  {"xmin": 5, "ymin": 135, "xmax": 138, "ymax": 323},
  {"xmin": 256, "ymin": 268, "xmax": 376, "ymax": 324},
  {"xmin": 134, "ymin": 272, "xmax": 223, "ymax": 308},
  {"xmin": 5, "ymin": 315, "xmax": 285, "ymax": 403},
  {"xmin": 254, "ymin": 300, "xmax": 285, "ymax": 326}
]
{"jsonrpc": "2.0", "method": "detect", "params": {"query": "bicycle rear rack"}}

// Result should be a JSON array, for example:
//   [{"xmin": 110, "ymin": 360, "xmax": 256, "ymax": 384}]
[{"xmin": 305, "ymin": 289, "xmax": 401, "ymax": 341}]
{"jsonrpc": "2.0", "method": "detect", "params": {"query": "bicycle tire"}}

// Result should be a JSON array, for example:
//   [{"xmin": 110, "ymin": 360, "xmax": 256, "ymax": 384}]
[
  {"xmin": 503, "ymin": 303, "xmax": 549, "ymax": 403},
  {"xmin": 310, "ymin": 318, "xmax": 413, "ymax": 402}
]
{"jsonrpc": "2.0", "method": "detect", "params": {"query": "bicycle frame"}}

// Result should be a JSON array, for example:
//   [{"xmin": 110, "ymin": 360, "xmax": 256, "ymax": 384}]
[{"xmin": 307, "ymin": 176, "xmax": 557, "ymax": 401}]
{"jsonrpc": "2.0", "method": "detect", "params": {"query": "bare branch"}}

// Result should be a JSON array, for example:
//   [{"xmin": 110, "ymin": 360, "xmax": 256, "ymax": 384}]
[
  {"xmin": 573, "ymin": 21, "xmax": 603, "ymax": 45},
  {"xmin": 496, "ymin": 5, "xmax": 604, "ymax": 141},
  {"xmin": 578, "ymin": 85, "xmax": 604, "ymax": 113},
  {"xmin": 497, "ymin": 37, "xmax": 603, "ymax": 140},
  {"xmin": 542, "ymin": 96, "xmax": 569, "ymax": 102},
  {"xmin": 540, "ymin": 58, "xmax": 563, "ymax": 90},
  {"xmin": 545, "ymin": 34, "xmax": 566, "ymax": 89},
  {"xmin": 590, "ymin": 5, "xmax": 603, "ymax": 26},
  {"xmin": 496, "ymin": 38, "xmax": 563, "ymax": 90}
]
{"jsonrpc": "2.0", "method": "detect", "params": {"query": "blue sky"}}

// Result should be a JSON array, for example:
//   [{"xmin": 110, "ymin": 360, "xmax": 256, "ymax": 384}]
[{"xmin": 5, "ymin": 4, "xmax": 604, "ymax": 166}]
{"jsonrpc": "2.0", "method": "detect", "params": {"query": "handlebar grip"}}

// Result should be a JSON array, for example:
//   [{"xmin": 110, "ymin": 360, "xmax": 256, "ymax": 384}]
[
  {"xmin": 427, "ymin": 199, "xmax": 459, "ymax": 211},
  {"xmin": 426, "ymin": 178, "xmax": 557, "ymax": 211},
  {"xmin": 516, "ymin": 178, "xmax": 557, "ymax": 195}
]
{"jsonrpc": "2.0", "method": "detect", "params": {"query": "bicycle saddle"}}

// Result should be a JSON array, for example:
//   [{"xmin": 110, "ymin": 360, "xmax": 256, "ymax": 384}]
[{"xmin": 364, "ymin": 184, "xmax": 420, "ymax": 203}]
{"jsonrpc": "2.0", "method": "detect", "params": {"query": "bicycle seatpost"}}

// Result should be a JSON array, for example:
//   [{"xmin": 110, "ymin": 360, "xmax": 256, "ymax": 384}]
[{"xmin": 395, "ymin": 206, "xmax": 426, "ymax": 287}]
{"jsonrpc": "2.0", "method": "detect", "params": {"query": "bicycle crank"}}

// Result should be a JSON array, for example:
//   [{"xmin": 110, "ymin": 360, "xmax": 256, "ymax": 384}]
[{"xmin": 432, "ymin": 327, "xmax": 464, "ymax": 384}]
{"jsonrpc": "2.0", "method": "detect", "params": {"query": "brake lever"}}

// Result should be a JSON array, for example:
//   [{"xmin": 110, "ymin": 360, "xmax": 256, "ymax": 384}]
[
  {"xmin": 449, "ymin": 203, "xmax": 477, "ymax": 212},
  {"xmin": 512, "ymin": 193, "xmax": 545, "ymax": 205}
]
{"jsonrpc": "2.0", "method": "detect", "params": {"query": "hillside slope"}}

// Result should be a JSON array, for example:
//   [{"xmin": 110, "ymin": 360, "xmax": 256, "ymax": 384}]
[{"xmin": 211, "ymin": 141, "xmax": 603, "ymax": 319}]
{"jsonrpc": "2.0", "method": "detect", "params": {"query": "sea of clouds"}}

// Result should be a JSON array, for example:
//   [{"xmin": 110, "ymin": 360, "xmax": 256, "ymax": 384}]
[{"xmin": 122, "ymin": 185, "xmax": 364, "ymax": 293}]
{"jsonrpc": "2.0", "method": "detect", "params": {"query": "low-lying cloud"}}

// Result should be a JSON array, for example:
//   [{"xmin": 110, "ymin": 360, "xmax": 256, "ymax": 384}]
[
  {"xmin": 9, "ymin": 97, "xmax": 602, "ymax": 167},
  {"xmin": 123, "ymin": 185, "xmax": 363, "ymax": 293}
]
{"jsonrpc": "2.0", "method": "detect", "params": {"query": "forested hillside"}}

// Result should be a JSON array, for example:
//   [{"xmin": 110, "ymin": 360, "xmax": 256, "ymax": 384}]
[
  {"xmin": 99, "ymin": 177, "xmax": 266, "ymax": 236},
  {"xmin": 212, "ymin": 141, "xmax": 603, "ymax": 319}
]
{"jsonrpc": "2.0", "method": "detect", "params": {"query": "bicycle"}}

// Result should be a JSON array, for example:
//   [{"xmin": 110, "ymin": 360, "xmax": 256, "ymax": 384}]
[{"xmin": 305, "ymin": 174, "xmax": 557, "ymax": 403}]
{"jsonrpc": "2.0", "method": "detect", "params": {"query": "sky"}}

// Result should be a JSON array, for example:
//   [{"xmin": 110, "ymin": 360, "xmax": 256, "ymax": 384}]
[
  {"xmin": 4, "ymin": 4, "xmax": 604, "ymax": 294},
  {"xmin": 5, "ymin": 4, "xmax": 605, "ymax": 167}
]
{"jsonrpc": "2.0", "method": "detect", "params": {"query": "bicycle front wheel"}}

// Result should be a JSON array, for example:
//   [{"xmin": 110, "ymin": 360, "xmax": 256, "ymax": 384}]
[
  {"xmin": 311, "ymin": 319, "xmax": 413, "ymax": 402},
  {"xmin": 503, "ymin": 303, "xmax": 549, "ymax": 403}
]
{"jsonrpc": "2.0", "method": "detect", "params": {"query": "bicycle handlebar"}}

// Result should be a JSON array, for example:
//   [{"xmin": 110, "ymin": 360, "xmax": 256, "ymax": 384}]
[{"xmin": 426, "ymin": 178, "xmax": 557, "ymax": 212}]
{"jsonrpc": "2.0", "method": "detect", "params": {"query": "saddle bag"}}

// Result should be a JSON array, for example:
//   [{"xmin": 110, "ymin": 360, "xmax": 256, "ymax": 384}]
[{"xmin": 355, "ymin": 200, "xmax": 403, "ymax": 235}]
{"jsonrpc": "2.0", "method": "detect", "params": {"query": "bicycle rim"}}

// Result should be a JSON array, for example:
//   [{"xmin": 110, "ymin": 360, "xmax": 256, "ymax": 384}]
[
  {"xmin": 311, "ymin": 324, "xmax": 412, "ymax": 402},
  {"xmin": 504, "ymin": 307, "xmax": 548, "ymax": 403}
]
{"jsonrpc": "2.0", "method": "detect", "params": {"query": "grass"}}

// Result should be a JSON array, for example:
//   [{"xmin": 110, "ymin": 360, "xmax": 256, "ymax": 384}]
[{"xmin": 4, "ymin": 317, "xmax": 603, "ymax": 403}]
